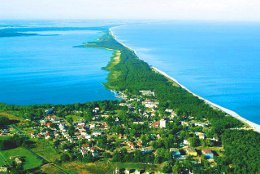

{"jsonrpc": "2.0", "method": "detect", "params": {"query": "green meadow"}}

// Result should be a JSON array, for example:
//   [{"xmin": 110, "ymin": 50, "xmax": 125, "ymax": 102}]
[{"xmin": 0, "ymin": 147, "xmax": 43, "ymax": 170}]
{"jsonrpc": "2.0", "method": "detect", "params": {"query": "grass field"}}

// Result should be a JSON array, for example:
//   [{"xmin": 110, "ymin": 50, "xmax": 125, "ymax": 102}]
[
  {"xmin": 62, "ymin": 161, "xmax": 113, "ymax": 174},
  {"xmin": 40, "ymin": 164, "xmax": 64, "ymax": 174},
  {"xmin": 31, "ymin": 139, "xmax": 61, "ymax": 162},
  {"xmin": 0, "ymin": 112, "xmax": 21, "ymax": 121},
  {"xmin": 0, "ymin": 147, "xmax": 43, "ymax": 170},
  {"xmin": 65, "ymin": 115, "xmax": 85, "ymax": 123}
]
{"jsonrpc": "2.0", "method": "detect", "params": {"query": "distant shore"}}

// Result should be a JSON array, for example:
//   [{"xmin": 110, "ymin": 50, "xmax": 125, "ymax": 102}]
[{"xmin": 110, "ymin": 27, "xmax": 260, "ymax": 133}]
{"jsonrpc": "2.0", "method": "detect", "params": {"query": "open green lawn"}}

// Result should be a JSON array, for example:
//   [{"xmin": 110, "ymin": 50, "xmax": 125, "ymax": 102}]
[
  {"xmin": 40, "ymin": 164, "xmax": 64, "ymax": 174},
  {"xmin": 31, "ymin": 139, "xmax": 61, "ymax": 162},
  {"xmin": 62, "ymin": 161, "xmax": 113, "ymax": 174},
  {"xmin": 0, "ymin": 147, "xmax": 43, "ymax": 170},
  {"xmin": 65, "ymin": 115, "xmax": 85, "ymax": 123}
]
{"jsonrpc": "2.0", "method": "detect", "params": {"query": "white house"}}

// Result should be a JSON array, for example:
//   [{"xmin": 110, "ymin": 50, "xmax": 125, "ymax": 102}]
[{"xmin": 160, "ymin": 119, "xmax": 166, "ymax": 128}]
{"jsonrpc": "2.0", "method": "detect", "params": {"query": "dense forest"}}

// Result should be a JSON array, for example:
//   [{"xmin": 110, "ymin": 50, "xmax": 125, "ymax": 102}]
[{"xmin": 219, "ymin": 130, "xmax": 260, "ymax": 173}]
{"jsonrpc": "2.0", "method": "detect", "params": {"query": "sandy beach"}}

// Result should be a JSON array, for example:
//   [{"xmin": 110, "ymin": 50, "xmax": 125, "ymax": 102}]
[
  {"xmin": 110, "ymin": 27, "xmax": 260, "ymax": 133},
  {"xmin": 152, "ymin": 67, "xmax": 260, "ymax": 133}
]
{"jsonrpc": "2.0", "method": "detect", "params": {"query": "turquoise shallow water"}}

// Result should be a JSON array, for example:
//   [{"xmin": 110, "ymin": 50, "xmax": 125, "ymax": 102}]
[
  {"xmin": 0, "ymin": 21, "xmax": 116, "ymax": 104},
  {"xmin": 112, "ymin": 22, "xmax": 260, "ymax": 124}
]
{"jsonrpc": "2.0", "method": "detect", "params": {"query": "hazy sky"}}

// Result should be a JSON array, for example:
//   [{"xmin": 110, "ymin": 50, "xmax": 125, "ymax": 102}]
[{"xmin": 1, "ymin": 0, "xmax": 260, "ymax": 21}]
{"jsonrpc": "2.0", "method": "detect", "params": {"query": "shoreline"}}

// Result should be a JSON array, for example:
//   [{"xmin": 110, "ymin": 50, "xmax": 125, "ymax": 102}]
[
  {"xmin": 152, "ymin": 67, "xmax": 260, "ymax": 133},
  {"xmin": 109, "ymin": 27, "xmax": 260, "ymax": 133}
]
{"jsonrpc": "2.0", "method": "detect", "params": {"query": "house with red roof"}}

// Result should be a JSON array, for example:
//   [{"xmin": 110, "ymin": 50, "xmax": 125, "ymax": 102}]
[
  {"xmin": 202, "ymin": 149, "xmax": 214, "ymax": 159},
  {"xmin": 151, "ymin": 121, "xmax": 160, "ymax": 128},
  {"xmin": 46, "ymin": 122, "xmax": 52, "ymax": 128},
  {"xmin": 127, "ymin": 141, "xmax": 135, "ymax": 150}
]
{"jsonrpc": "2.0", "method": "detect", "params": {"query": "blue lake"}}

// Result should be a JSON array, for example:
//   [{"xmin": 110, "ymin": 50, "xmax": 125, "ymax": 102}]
[
  {"xmin": 0, "ymin": 22, "xmax": 116, "ymax": 104},
  {"xmin": 112, "ymin": 22, "xmax": 260, "ymax": 124}
]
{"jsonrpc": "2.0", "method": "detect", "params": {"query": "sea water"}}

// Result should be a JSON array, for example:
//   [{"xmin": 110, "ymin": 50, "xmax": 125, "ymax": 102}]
[
  {"xmin": 112, "ymin": 22, "xmax": 260, "ymax": 124},
  {"xmin": 0, "ymin": 21, "xmax": 116, "ymax": 104}
]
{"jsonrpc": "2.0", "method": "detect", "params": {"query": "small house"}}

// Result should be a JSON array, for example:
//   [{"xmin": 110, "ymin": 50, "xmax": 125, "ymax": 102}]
[
  {"xmin": 159, "ymin": 119, "xmax": 166, "ymax": 128},
  {"xmin": 202, "ymin": 149, "xmax": 214, "ymax": 159},
  {"xmin": 151, "ymin": 121, "xmax": 160, "ymax": 128},
  {"xmin": 127, "ymin": 141, "xmax": 135, "ymax": 150},
  {"xmin": 195, "ymin": 132, "xmax": 205, "ymax": 139}
]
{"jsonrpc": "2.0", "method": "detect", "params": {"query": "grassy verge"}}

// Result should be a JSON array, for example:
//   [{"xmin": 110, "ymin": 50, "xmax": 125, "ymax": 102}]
[
  {"xmin": 104, "ymin": 50, "xmax": 122, "ymax": 89},
  {"xmin": 106, "ymin": 50, "xmax": 121, "ymax": 70}
]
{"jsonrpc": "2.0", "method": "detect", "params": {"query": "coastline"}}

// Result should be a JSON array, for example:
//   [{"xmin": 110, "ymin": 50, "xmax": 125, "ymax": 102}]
[
  {"xmin": 152, "ymin": 67, "xmax": 260, "ymax": 133},
  {"xmin": 109, "ymin": 27, "xmax": 260, "ymax": 133}
]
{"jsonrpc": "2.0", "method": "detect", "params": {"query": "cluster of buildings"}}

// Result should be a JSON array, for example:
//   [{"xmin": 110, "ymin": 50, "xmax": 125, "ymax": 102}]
[
  {"xmin": 117, "ymin": 90, "xmax": 219, "ymax": 164},
  {"xmin": 29, "ymin": 108, "xmax": 111, "ymax": 158},
  {"xmin": 4, "ymin": 89, "xmax": 221, "ymax": 172}
]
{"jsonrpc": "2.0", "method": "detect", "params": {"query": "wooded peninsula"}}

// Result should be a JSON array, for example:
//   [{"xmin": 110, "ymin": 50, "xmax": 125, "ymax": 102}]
[{"xmin": 0, "ymin": 28, "xmax": 259, "ymax": 174}]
